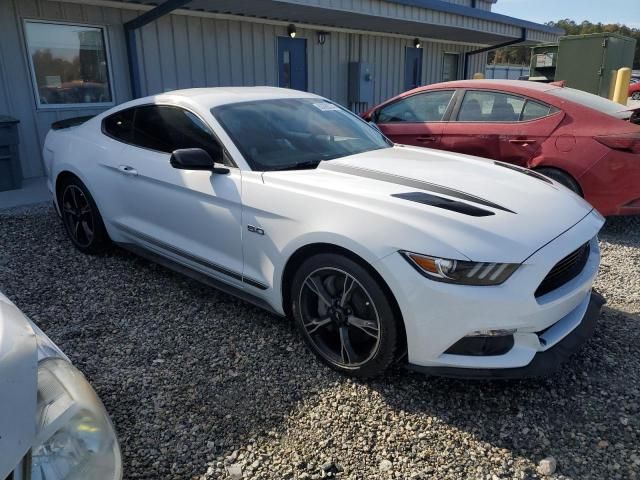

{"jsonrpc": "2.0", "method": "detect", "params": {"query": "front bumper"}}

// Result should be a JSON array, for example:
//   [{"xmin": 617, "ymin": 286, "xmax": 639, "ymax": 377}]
[
  {"xmin": 376, "ymin": 209, "xmax": 604, "ymax": 375},
  {"xmin": 408, "ymin": 290, "xmax": 605, "ymax": 378}
]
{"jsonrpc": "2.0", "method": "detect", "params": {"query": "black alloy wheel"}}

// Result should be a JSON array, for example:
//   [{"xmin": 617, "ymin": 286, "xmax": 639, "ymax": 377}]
[
  {"xmin": 59, "ymin": 177, "xmax": 110, "ymax": 254},
  {"xmin": 291, "ymin": 254, "xmax": 398, "ymax": 377},
  {"xmin": 62, "ymin": 184, "xmax": 95, "ymax": 248}
]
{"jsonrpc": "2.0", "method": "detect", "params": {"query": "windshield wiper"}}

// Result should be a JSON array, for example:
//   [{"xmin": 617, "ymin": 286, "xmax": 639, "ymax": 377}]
[{"xmin": 268, "ymin": 160, "xmax": 322, "ymax": 171}]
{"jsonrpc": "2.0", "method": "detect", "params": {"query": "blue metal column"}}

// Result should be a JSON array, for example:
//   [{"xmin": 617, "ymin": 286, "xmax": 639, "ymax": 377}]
[{"xmin": 124, "ymin": 0, "xmax": 192, "ymax": 98}]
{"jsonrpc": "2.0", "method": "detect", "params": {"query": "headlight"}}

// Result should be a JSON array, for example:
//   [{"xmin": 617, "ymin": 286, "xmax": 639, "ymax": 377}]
[
  {"xmin": 402, "ymin": 251, "xmax": 519, "ymax": 286},
  {"xmin": 31, "ymin": 358, "xmax": 122, "ymax": 480}
]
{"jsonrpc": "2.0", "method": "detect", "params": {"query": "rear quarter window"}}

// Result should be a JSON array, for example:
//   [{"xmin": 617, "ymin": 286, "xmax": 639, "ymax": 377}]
[
  {"xmin": 521, "ymin": 100, "xmax": 554, "ymax": 121},
  {"xmin": 102, "ymin": 108, "xmax": 135, "ymax": 143}
]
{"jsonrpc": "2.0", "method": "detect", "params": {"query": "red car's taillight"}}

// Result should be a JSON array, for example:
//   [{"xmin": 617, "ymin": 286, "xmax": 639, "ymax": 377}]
[{"xmin": 595, "ymin": 132, "xmax": 640, "ymax": 154}]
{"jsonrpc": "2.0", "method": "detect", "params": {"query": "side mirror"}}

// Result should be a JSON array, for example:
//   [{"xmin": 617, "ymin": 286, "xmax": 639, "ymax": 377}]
[{"xmin": 170, "ymin": 148, "xmax": 229, "ymax": 174}]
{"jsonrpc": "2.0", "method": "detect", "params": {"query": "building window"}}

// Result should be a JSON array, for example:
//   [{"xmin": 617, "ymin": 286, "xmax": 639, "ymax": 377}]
[
  {"xmin": 441, "ymin": 53, "xmax": 460, "ymax": 82},
  {"xmin": 24, "ymin": 21, "xmax": 113, "ymax": 108}
]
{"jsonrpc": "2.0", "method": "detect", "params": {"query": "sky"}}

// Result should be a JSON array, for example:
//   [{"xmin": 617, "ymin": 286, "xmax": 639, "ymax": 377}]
[{"xmin": 493, "ymin": 0, "xmax": 640, "ymax": 28}]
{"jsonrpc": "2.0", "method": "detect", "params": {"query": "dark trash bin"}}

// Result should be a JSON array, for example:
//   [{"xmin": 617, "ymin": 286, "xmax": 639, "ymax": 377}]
[{"xmin": 0, "ymin": 115, "xmax": 22, "ymax": 192}]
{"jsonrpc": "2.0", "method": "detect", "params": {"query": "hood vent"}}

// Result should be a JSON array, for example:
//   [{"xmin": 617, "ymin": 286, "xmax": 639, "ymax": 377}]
[
  {"xmin": 321, "ymin": 162, "xmax": 515, "ymax": 213},
  {"xmin": 392, "ymin": 192, "xmax": 495, "ymax": 217}
]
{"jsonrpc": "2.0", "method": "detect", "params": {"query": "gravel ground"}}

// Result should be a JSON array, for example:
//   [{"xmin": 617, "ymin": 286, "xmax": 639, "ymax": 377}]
[{"xmin": 1, "ymin": 204, "xmax": 639, "ymax": 480}]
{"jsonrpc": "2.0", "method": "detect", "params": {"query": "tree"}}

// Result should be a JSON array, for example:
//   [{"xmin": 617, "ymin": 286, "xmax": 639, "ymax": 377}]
[{"xmin": 487, "ymin": 19, "xmax": 640, "ymax": 69}]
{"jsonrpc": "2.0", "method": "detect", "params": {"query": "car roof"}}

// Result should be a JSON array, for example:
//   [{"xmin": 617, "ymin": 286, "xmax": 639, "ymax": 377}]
[
  {"xmin": 123, "ymin": 86, "xmax": 321, "ymax": 110},
  {"xmin": 421, "ymin": 79, "xmax": 561, "ymax": 93}
]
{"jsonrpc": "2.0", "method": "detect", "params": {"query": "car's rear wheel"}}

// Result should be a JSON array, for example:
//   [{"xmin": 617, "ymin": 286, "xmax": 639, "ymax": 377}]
[
  {"xmin": 632, "ymin": 91, "xmax": 640, "ymax": 100},
  {"xmin": 290, "ymin": 253, "xmax": 398, "ymax": 378},
  {"xmin": 59, "ymin": 176, "xmax": 110, "ymax": 254},
  {"xmin": 536, "ymin": 167, "xmax": 582, "ymax": 196}
]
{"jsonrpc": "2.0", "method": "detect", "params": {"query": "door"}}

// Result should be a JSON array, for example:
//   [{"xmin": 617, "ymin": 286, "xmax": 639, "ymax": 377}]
[
  {"xmin": 441, "ymin": 90, "xmax": 565, "ymax": 166},
  {"xmin": 278, "ymin": 37, "xmax": 307, "ymax": 91},
  {"xmin": 372, "ymin": 90, "xmax": 455, "ymax": 148},
  {"xmin": 404, "ymin": 47, "xmax": 423, "ymax": 91},
  {"xmin": 442, "ymin": 53, "xmax": 459, "ymax": 82},
  {"xmin": 102, "ymin": 105, "xmax": 245, "ymax": 286}
]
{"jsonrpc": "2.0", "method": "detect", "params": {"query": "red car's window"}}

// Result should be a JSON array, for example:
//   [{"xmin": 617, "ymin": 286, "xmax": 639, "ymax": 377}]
[
  {"xmin": 457, "ymin": 91, "xmax": 556, "ymax": 123},
  {"xmin": 458, "ymin": 91, "xmax": 525, "ymax": 122},
  {"xmin": 376, "ymin": 90, "xmax": 454, "ymax": 123},
  {"xmin": 521, "ymin": 100, "xmax": 553, "ymax": 121}
]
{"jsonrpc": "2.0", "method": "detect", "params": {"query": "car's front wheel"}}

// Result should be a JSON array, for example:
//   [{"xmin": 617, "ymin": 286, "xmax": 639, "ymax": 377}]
[
  {"xmin": 290, "ymin": 253, "xmax": 399, "ymax": 378},
  {"xmin": 58, "ymin": 176, "xmax": 110, "ymax": 254}
]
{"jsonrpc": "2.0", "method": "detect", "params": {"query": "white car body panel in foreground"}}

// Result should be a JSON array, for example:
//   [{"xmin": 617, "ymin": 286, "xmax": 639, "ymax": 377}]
[
  {"xmin": 0, "ymin": 292, "xmax": 121, "ymax": 479},
  {"xmin": 44, "ymin": 87, "xmax": 604, "ymax": 375},
  {"xmin": 0, "ymin": 293, "xmax": 37, "ymax": 479}
]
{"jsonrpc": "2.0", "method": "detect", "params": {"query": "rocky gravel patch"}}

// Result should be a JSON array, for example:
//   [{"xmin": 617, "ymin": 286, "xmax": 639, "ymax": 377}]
[{"xmin": 0, "ymin": 204, "xmax": 639, "ymax": 480}]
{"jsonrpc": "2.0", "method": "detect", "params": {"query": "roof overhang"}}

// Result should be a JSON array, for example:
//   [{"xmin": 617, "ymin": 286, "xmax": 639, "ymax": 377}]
[{"xmin": 116, "ymin": 0, "xmax": 563, "ymax": 46}]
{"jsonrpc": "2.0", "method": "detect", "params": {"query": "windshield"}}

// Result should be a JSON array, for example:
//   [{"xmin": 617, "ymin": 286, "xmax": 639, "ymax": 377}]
[
  {"xmin": 212, "ymin": 98, "xmax": 391, "ymax": 171},
  {"xmin": 548, "ymin": 87, "xmax": 627, "ymax": 117}
]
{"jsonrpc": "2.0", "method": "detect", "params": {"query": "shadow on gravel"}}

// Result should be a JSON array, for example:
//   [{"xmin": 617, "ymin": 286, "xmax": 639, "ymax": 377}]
[{"xmin": 371, "ymin": 304, "xmax": 640, "ymax": 479}]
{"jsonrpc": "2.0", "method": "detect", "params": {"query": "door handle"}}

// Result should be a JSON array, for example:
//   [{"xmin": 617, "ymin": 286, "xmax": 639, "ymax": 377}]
[
  {"xmin": 118, "ymin": 165, "xmax": 138, "ymax": 176},
  {"xmin": 417, "ymin": 136, "xmax": 437, "ymax": 143},
  {"xmin": 509, "ymin": 139, "xmax": 537, "ymax": 145}
]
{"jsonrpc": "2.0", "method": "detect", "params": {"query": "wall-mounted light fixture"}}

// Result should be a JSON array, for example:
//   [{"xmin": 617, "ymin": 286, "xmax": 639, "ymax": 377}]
[
  {"xmin": 287, "ymin": 24, "xmax": 297, "ymax": 38},
  {"xmin": 414, "ymin": 38, "xmax": 422, "ymax": 48},
  {"xmin": 317, "ymin": 31, "xmax": 330, "ymax": 45}
]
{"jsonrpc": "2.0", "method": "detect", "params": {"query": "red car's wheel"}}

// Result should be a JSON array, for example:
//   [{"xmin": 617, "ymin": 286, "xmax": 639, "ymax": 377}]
[{"xmin": 536, "ymin": 168, "xmax": 582, "ymax": 196}]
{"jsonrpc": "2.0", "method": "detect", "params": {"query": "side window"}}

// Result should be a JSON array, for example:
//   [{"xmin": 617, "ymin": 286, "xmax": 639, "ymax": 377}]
[
  {"xmin": 521, "ymin": 100, "xmax": 553, "ymax": 121},
  {"xmin": 103, "ymin": 108, "xmax": 135, "ymax": 143},
  {"xmin": 130, "ymin": 106, "xmax": 223, "ymax": 160},
  {"xmin": 376, "ymin": 90, "xmax": 454, "ymax": 123},
  {"xmin": 130, "ymin": 105, "xmax": 174, "ymax": 152},
  {"xmin": 457, "ymin": 91, "xmax": 525, "ymax": 122}
]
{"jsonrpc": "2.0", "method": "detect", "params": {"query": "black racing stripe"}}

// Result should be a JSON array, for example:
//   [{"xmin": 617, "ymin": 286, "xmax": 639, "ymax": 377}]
[
  {"xmin": 392, "ymin": 192, "xmax": 495, "ymax": 217},
  {"xmin": 321, "ymin": 162, "xmax": 516, "ymax": 214},
  {"xmin": 115, "ymin": 223, "xmax": 268, "ymax": 290},
  {"xmin": 493, "ymin": 161, "xmax": 552, "ymax": 184}
]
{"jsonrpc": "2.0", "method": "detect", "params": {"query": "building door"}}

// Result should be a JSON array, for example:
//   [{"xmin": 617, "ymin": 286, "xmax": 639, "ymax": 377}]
[
  {"xmin": 442, "ymin": 53, "xmax": 459, "ymax": 82},
  {"xmin": 404, "ymin": 47, "xmax": 423, "ymax": 91},
  {"xmin": 278, "ymin": 37, "xmax": 307, "ymax": 91}
]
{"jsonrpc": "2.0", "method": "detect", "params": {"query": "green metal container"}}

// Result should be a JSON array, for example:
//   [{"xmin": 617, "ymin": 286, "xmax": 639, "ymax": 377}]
[
  {"xmin": 555, "ymin": 33, "xmax": 637, "ymax": 97},
  {"xmin": 529, "ymin": 43, "xmax": 559, "ymax": 82},
  {"xmin": 0, "ymin": 116, "xmax": 22, "ymax": 192}
]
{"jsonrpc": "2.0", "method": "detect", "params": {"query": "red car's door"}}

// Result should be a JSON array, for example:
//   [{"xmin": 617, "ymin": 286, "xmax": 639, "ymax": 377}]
[
  {"xmin": 373, "ymin": 90, "xmax": 455, "ymax": 149},
  {"xmin": 441, "ymin": 90, "xmax": 564, "ymax": 166}
]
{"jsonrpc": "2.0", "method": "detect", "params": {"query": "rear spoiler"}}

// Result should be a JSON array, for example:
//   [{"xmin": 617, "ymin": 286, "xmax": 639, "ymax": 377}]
[{"xmin": 51, "ymin": 115, "xmax": 96, "ymax": 130}]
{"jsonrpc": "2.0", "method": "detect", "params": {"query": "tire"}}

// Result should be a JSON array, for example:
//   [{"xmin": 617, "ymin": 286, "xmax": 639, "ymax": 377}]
[
  {"xmin": 58, "ymin": 176, "xmax": 111, "ymax": 254},
  {"xmin": 290, "ymin": 253, "xmax": 399, "ymax": 378},
  {"xmin": 632, "ymin": 92, "xmax": 640, "ymax": 100},
  {"xmin": 536, "ymin": 167, "xmax": 582, "ymax": 196}
]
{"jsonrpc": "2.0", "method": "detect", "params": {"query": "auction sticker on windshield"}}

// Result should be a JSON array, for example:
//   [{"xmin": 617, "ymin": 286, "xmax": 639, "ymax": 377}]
[{"xmin": 313, "ymin": 102, "xmax": 341, "ymax": 111}]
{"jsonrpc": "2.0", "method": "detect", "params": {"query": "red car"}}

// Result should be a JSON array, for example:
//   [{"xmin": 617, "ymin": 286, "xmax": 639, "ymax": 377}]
[
  {"xmin": 629, "ymin": 79, "xmax": 640, "ymax": 100},
  {"xmin": 362, "ymin": 80, "xmax": 640, "ymax": 216}
]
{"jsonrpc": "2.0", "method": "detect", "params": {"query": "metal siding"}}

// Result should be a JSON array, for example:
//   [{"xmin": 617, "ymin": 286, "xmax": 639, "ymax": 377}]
[
  {"xmin": 0, "ymin": 0, "xmax": 131, "ymax": 179},
  {"xmin": 0, "ymin": 0, "xmax": 541, "ymax": 180}
]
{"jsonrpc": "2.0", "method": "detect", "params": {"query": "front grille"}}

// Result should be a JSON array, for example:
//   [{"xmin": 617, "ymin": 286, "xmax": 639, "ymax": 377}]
[{"xmin": 535, "ymin": 242, "xmax": 591, "ymax": 298}]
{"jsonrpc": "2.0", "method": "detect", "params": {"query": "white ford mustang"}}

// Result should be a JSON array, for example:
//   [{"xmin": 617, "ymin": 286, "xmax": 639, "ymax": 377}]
[{"xmin": 44, "ymin": 87, "xmax": 605, "ymax": 378}]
